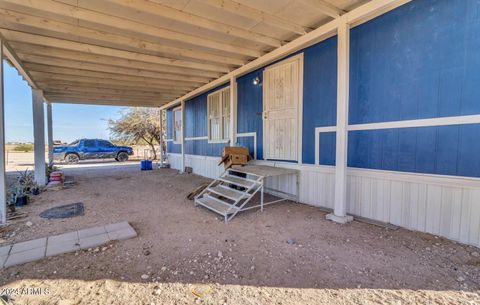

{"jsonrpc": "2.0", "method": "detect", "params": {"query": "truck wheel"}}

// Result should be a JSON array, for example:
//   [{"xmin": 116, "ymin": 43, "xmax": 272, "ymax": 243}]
[
  {"xmin": 117, "ymin": 152, "xmax": 129, "ymax": 162},
  {"xmin": 65, "ymin": 153, "xmax": 79, "ymax": 164}
]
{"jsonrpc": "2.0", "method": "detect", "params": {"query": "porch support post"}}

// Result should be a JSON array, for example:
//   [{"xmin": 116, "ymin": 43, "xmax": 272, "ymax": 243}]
[
  {"xmin": 229, "ymin": 76, "xmax": 237, "ymax": 146},
  {"xmin": 180, "ymin": 100, "xmax": 185, "ymax": 173},
  {"xmin": 159, "ymin": 108, "xmax": 164, "ymax": 162},
  {"xmin": 46, "ymin": 101, "xmax": 54, "ymax": 166},
  {"xmin": 32, "ymin": 89, "xmax": 47, "ymax": 186},
  {"xmin": 0, "ymin": 38, "xmax": 7, "ymax": 225},
  {"xmin": 327, "ymin": 19, "xmax": 353, "ymax": 224}
]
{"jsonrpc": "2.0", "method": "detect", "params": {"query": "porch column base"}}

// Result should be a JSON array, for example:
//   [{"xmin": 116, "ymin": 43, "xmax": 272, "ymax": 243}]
[{"xmin": 326, "ymin": 213, "xmax": 353, "ymax": 224}]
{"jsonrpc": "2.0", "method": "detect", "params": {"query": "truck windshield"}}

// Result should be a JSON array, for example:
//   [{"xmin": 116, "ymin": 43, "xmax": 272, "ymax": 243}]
[{"xmin": 68, "ymin": 140, "xmax": 80, "ymax": 146}]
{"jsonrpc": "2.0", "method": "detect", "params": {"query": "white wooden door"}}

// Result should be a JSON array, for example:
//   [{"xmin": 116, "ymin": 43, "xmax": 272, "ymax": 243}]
[{"xmin": 263, "ymin": 55, "xmax": 302, "ymax": 161}]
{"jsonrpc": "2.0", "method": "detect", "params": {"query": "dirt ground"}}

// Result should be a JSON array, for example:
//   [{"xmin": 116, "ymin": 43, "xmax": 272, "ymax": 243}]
[{"xmin": 1, "ymin": 166, "xmax": 479, "ymax": 305}]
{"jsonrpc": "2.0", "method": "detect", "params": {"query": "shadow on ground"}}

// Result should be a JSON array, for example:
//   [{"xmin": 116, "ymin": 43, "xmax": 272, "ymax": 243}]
[{"xmin": 1, "ymin": 166, "xmax": 479, "ymax": 304}]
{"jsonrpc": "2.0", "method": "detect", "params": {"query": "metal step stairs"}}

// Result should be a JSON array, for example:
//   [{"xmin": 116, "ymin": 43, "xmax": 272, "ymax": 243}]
[{"xmin": 194, "ymin": 168, "xmax": 264, "ymax": 222}]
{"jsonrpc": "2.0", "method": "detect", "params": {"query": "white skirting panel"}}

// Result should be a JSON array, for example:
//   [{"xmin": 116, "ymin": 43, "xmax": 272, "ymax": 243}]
[
  {"xmin": 167, "ymin": 153, "xmax": 223, "ymax": 178},
  {"xmin": 167, "ymin": 154, "xmax": 480, "ymax": 247},
  {"xmin": 253, "ymin": 160, "xmax": 335, "ymax": 209},
  {"xmin": 251, "ymin": 161, "xmax": 480, "ymax": 247},
  {"xmin": 167, "ymin": 153, "xmax": 182, "ymax": 171},
  {"xmin": 346, "ymin": 169, "xmax": 480, "ymax": 247},
  {"xmin": 184, "ymin": 154, "xmax": 224, "ymax": 179}
]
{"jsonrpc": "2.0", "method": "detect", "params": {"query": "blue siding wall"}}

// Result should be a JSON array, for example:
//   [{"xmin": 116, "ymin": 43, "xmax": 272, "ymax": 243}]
[
  {"xmin": 319, "ymin": 132, "xmax": 336, "ymax": 166},
  {"xmin": 347, "ymin": 0, "xmax": 480, "ymax": 177},
  {"xmin": 237, "ymin": 136, "xmax": 255, "ymax": 159},
  {"xmin": 302, "ymin": 37, "xmax": 338, "ymax": 165},
  {"xmin": 348, "ymin": 124, "xmax": 480, "ymax": 177},
  {"xmin": 236, "ymin": 37, "xmax": 338, "ymax": 164},
  {"xmin": 166, "ymin": 108, "xmax": 181, "ymax": 154},
  {"xmin": 167, "ymin": 0, "xmax": 480, "ymax": 178},
  {"xmin": 183, "ymin": 83, "xmax": 229, "ymax": 157},
  {"xmin": 237, "ymin": 69, "xmax": 264, "ymax": 160},
  {"xmin": 185, "ymin": 94, "xmax": 208, "ymax": 138},
  {"xmin": 349, "ymin": 0, "xmax": 480, "ymax": 124}
]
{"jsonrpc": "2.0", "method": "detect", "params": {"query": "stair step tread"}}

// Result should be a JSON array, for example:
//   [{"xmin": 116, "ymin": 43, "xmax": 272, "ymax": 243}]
[
  {"xmin": 196, "ymin": 196, "xmax": 238, "ymax": 215},
  {"xmin": 208, "ymin": 185, "xmax": 248, "ymax": 201},
  {"xmin": 220, "ymin": 175, "xmax": 255, "ymax": 188}
]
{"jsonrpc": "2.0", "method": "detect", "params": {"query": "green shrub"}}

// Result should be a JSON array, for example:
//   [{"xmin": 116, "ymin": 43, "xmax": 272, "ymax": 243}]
[{"xmin": 13, "ymin": 143, "xmax": 34, "ymax": 152}]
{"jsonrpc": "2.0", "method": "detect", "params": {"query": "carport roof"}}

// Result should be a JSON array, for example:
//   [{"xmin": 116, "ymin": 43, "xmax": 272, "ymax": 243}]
[{"xmin": 0, "ymin": 0, "xmax": 391, "ymax": 107}]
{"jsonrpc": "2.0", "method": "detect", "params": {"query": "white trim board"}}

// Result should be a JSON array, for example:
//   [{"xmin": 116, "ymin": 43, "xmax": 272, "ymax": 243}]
[
  {"xmin": 315, "ymin": 126, "xmax": 336, "ymax": 165},
  {"xmin": 314, "ymin": 114, "xmax": 480, "ymax": 165},
  {"xmin": 348, "ymin": 114, "xmax": 480, "ymax": 131},
  {"xmin": 185, "ymin": 136, "xmax": 209, "ymax": 141},
  {"xmin": 237, "ymin": 132, "xmax": 257, "ymax": 160}
]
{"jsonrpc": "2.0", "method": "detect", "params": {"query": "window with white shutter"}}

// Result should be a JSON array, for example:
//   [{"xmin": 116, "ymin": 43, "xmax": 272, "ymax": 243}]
[
  {"xmin": 208, "ymin": 87, "xmax": 230, "ymax": 142},
  {"xmin": 173, "ymin": 107, "xmax": 182, "ymax": 144}
]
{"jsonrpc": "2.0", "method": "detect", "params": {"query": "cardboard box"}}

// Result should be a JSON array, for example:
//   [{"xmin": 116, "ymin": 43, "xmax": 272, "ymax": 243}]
[{"xmin": 218, "ymin": 146, "xmax": 251, "ymax": 169}]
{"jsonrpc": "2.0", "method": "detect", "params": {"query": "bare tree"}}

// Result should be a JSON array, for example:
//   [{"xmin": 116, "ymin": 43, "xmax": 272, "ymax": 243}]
[{"xmin": 108, "ymin": 108, "xmax": 161, "ymax": 159}]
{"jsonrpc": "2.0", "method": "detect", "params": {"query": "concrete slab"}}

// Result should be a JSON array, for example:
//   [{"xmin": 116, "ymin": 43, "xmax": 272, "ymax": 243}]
[
  {"xmin": 0, "ymin": 244, "xmax": 11, "ymax": 256},
  {"xmin": 4, "ymin": 247, "xmax": 45, "ymax": 267},
  {"xmin": 107, "ymin": 227, "xmax": 137, "ymax": 241},
  {"xmin": 0, "ymin": 255, "xmax": 7, "ymax": 268},
  {"xmin": 1, "ymin": 221, "xmax": 135, "ymax": 268},
  {"xmin": 46, "ymin": 240, "xmax": 80, "ymax": 257},
  {"xmin": 105, "ymin": 221, "xmax": 130, "ymax": 232},
  {"xmin": 79, "ymin": 233, "xmax": 109, "ymax": 249},
  {"xmin": 48, "ymin": 231, "xmax": 79, "ymax": 244},
  {"xmin": 11, "ymin": 238, "xmax": 47, "ymax": 254},
  {"xmin": 78, "ymin": 226, "xmax": 107, "ymax": 239}
]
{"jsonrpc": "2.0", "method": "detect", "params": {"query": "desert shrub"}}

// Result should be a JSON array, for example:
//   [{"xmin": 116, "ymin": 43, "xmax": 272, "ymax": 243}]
[{"xmin": 13, "ymin": 143, "xmax": 34, "ymax": 152}]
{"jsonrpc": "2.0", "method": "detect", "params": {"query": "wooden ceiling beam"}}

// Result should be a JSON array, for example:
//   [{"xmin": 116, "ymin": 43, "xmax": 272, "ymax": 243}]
[
  {"xmin": 0, "ymin": 9, "xmax": 246, "ymax": 66},
  {"xmin": 297, "ymin": 0, "xmax": 345, "ymax": 18},
  {"xmin": 45, "ymin": 91, "xmax": 178, "ymax": 102},
  {"xmin": 102, "ymin": 0, "xmax": 282, "ymax": 48},
  {"xmin": 18, "ymin": 54, "xmax": 209, "ymax": 84},
  {"xmin": 37, "ymin": 82, "xmax": 184, "ymax": 96},
  {"xmin": 202, "ymin": 0, "xmax": 311, "ymax": 35},
  {"xmin": 0, "ymin": 29, "xmax": 230, "ymax": 73},
  {"xmin": 25, "ymin": 64, "xmax": 199, "ymax": 88},
  {"xmin": 161, "ymin": 0, "xmax": 411, "ymax": 110},
  {"xmin": 10, "ymin": 42, "xmax": 222, "ymax": 79},
  {"xmin": 0, "ymin": 1, "xmax": 262, "ymax": 59},
  {"xmin": 31, "ymin": 72, "xmax": 195, "ymax": 92},
  {"xmin": 45, "ymin": 95, "xmax": 164, "ymax": 107},
  {"xmin": 44, "ymin": 88, "xmax": 170, "ymax": 99},
  {"xmin": 35, "ymin": 79, "xmax": 188, "ymax": 94},
  {"xmin": 0, "ymin": 33, "xmax": 37, "ymax": 88}
]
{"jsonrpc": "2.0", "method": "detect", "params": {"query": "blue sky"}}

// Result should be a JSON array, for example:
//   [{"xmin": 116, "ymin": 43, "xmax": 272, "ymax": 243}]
[{"xmin": 4, "ymin": 61, "xmax": 127, "ymax": 143}]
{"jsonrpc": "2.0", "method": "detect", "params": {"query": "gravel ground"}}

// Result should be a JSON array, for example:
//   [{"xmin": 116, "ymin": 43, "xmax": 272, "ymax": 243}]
[{"xmin": 0, "ymin": 166, "xmax": 479, "ymax": 305}]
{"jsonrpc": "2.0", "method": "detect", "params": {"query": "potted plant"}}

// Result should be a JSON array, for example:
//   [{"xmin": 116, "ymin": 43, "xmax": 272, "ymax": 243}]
[
  {"xmin": 12, "ymin": 183, "xmax": 28, "ymax": 207},
  {"xmin": 17, "ymin": 169, "xmax": 37, "ymax": 194},
  {"xmin": 16, "ymin": 169, "xmax": 41, "ymax": 195},
  {"xmin": 46, "ymin": 162, "xmax": 59, "ymax": 177}
]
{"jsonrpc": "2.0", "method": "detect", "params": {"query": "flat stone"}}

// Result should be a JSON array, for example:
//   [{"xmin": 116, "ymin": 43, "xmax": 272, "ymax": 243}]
[
  {"xmin": 46, "ymin": 240, "xmax": 80, "ymax": 257},
  {"xmin": 0, "ymin": 255, "xmax": 7, "ymax": 268},
  {"xmin": 11, "ymin": 238, "xmax": 47, "ymax": 254},
  {"xmin": 48, "ymin": 231, "xmax": 79, "ymax": 244},
  {"xmin": 107, "ymin": 227, "xmax": 137, "ymax": 241},
  {"xmin": 79, "ymin": 233, "xmax": 109, "ymax": 249},
  {"xmin": 78, "ymin": 226, "xmax": 106, "ymax": 239},
  {"xmin": 105, "ymin": 221, "xmax": 130, "ymax": 233},
  {"xmin": 4, "ymin": 247, "xmax": 45, "ymax": 268},
  {"xmin": 325, "ymin": 213, "xmax": 353, "ymax": 224},
  {"xmin": 0, "ymin": 244, "xmax": 11, "ymax": 256}
]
